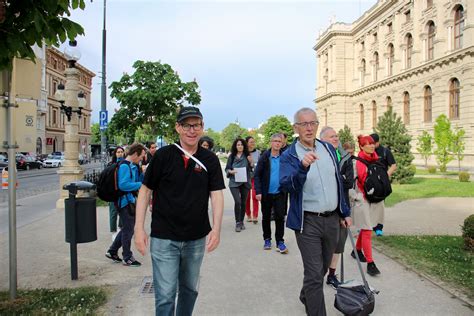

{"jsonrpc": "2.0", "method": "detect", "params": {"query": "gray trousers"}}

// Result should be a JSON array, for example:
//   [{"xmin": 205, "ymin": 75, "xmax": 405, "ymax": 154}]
[{"xmin": 295, "ymin": 211, "xmax": 340, "ymax": 316}]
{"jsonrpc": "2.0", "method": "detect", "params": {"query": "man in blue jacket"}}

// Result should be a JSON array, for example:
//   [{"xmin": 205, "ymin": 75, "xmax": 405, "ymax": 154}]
[
  {"xmin": 280, "ymin": 107, "xmax": 352, "ymax": 316},
  {"xmin": 106, "ymin": 143, "xmax": 146, "ymax": 267}
]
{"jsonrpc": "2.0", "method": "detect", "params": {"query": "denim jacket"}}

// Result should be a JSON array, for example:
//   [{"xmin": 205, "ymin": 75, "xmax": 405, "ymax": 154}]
[{"xmin": 279, "ymin": 138, "xmax": 351, "ymax": 232}]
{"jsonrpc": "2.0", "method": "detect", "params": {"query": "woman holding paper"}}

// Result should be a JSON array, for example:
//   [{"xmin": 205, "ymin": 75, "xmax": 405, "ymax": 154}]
[{"xmin": 225, "ymin": 138, "xmax": 253, "ymax": 232}]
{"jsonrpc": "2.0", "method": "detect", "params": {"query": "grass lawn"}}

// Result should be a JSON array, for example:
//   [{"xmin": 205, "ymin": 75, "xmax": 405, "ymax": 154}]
[
  {"xmin": 0, "ymin": 286, "xmax": 107, "ymax": 314},
  {"xmin": 415, "ymin": 168, "xmax": 459, "ymax": 176},
  {"xmin": 385, "ymin": 177, "xmax": 474, "ymax": 207},
  {"xmin": 374, "ymin": 236, "xmax": 473, "ymax": 300}
]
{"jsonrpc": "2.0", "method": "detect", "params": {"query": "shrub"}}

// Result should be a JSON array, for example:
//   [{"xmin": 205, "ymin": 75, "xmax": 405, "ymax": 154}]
[
  {"xmin": 439, "ymin": 165, "xmax": 447, "ymax": 173},
  {"xmin": 428, "ymin": 166, "xmax": 436, "ymax": 174},
  {"xmin": 461, "ymin": 214, "xmax": 474, "ymax": 251},
  {"xmin": 408, "ymin": 164, "xmax": 416, "ymax": 176},
  {"xmin": 459, "ymin": 172, "xmax": 470, "ymax": 182}
]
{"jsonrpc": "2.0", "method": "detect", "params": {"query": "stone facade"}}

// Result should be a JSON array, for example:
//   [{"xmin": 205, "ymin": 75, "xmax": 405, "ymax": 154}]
[{"xmin": 314, "ymin": 0, "xmax": 473, "ymax": 168}]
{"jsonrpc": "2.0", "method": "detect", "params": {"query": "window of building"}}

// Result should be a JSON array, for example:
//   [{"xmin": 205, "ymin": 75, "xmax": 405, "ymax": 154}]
[
  {"xmin": 406, "ymin": 33, "xmax": 413, "ymax": 68},
  {"xmin": 360, "ymin": 104, "xmax": 364, "ymax": 129},
  {"xmin": 424, "ymin": 86, "xmax": 432, "ymax": 122},
  {"xmin": 427, "ymin": 22, "xmax": 435, "ymax": 60},
  {"xmin": 388, "ymin": 43, "xmax": 394, "ymax": 76},
  {"xmin": 361, "ymin": 59, "xmax": 366, "ymax": 86},
  {"xmin": 386, "ymin": 96, "xmax": 392, "ymax": 112},
  {"xmin": 373, "ymin": 32, "xmax": 378, "ymax": 43},
  {"xmin": 387, "ymin": 22, "xmax": 393, "ymax": 33},
  {"xmin": 52, "ymin": 109, "xmax": 57, "ymax": 126},
  {"xmin": 361, "ymin": 41, "xmax": 365, "ymax": 51},
  {"xmin": 403, "ymin": 92, "xmax": 410, "ymax": 124},
  {"xmin": 372, "ymin": 101, "xmax": 377, "ymax": 127},
  {"xmin": 454, "ymin": 6, "xmax": 464, "ymax": 50},
  {"xmin": 426, "ymin": 0, "xmax": 433, "ymax": 8},
  {"xmin": 405, "ymin": 10, "xmax": 411, "ymax": 23},
  {"xmin": 373, "ymin": 52, "xmax": 379, "ymax": 81},
  {"xmin": 449, "ymin": 78, "xmax": 460, "ymax": 119}
]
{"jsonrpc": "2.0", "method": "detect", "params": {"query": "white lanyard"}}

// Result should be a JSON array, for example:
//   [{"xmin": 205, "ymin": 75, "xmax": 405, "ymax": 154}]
[{"xmin": 174, "ymin": 143, "xmax": 208, "ymax": 172}]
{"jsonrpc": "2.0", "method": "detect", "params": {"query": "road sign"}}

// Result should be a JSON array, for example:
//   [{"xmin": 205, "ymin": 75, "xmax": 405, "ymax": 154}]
[{"xmin": 99, "ymin": 110, "xmax": 108, "ymax": 131}]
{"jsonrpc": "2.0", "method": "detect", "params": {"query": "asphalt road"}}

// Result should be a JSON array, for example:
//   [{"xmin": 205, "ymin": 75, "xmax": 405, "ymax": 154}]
[{"xmin": 0, "ymin": 162, "xmax": 103, "ymax": 203}]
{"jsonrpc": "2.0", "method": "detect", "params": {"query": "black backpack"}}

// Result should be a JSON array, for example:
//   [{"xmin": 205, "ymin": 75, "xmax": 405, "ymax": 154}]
[
  {"xmin": 96, "ymin": 160, "xmax": 132, "ymax": 202},
  {"xmin": 354, "ymin": 157, "xmax": 392, "ymax": 203}
]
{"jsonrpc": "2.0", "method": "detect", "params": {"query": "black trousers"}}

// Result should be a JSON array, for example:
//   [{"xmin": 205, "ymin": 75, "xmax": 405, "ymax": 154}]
[
  {"xmin": 261, "ymin": 192, "xmax": 286, "ymax": 242},
  {"xmin": 230, "ymin": 185, "xmax": 249, "ymax": 223},
  {"xmin": 295, "ymin": 211, "xmax": 340, "ymax": 316}
]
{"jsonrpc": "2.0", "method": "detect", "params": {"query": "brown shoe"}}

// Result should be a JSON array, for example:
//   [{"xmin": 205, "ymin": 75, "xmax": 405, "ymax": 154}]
[{"xmin": 253, "ymin": 218, "xmax": 258, "ymax": 224}]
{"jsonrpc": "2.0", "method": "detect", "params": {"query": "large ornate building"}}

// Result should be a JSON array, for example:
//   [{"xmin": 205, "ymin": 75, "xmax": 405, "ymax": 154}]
[{"xmin": 314, "ymin": 0, "xmax": 473, "ymax": 167}]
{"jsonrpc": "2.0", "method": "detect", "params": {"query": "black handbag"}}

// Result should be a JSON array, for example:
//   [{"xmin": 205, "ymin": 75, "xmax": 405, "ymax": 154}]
[{"xmin": 334, "ymin": 231, "xmax": 376, "ymax": 316}]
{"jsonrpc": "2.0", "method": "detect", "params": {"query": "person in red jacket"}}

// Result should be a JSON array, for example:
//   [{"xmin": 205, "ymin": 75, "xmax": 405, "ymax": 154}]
[{"xmin": 351, "ymin": 135, "xmax": 383, "ymax": 276}]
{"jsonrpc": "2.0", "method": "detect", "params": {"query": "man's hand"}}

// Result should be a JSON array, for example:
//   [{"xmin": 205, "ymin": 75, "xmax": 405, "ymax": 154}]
[
  {"xmin": 301, "ymin": 152, "xmax": 318, "ymax": 168},
  {"xmin": 340, "ymin": 217, "xmax": 352, "ymax": 228},
  {"xmin": 256, "ymin": 194, "xmax": 262, "ymax": 201},
  {"xmin": 228, "ymin": 169, "xmax": 237, "ymax": 175},
  {"xmin": 206, "ymin": 229, "xmax": 220, "ymax": 252},
  {"xmin": 134, "ymin": 227, "xmax": 149, "ymax": 256}
]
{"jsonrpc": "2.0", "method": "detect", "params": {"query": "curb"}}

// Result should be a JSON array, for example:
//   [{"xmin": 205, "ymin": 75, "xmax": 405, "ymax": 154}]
[{"xmin": 373, "ymin": 244, "xmax": 474, "ymax": 310}]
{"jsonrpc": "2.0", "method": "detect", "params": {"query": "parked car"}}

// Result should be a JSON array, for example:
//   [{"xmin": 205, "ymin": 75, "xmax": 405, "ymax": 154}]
[
  {"xmin": 16, "ymin": 154, "xmax": 43, "ymax": 170},
  {"xmin": 42, "ymin": 154, "xmax": 65, "ymax": 168},
  {"xmin": 0, "ymin": 154, "xmax": 7, "ymax": 171}
]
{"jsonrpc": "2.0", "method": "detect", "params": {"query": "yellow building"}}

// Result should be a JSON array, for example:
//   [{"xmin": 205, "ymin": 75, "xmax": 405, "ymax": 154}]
[
  {"xmin": 315, "ymin": 0, "xmax": 473, "ymax": 167},
  {"xmin": 0, "ymin": 46, "xmax": 95, "ymax": 156}
]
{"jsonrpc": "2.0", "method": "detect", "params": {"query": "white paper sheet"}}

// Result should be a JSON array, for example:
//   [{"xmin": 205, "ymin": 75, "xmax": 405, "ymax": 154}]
[{"xmin": 234, "ymin": 167, "xmax": 247, "ymax": 183}]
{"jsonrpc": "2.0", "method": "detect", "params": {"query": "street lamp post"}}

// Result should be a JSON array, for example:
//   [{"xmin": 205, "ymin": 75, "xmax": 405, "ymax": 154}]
[{"xmin": 55, "ymin": 40, "xmax": 85, "ymax": 209}]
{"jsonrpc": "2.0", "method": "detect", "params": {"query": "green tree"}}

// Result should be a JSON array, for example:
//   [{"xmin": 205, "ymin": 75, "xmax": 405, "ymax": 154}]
[
  {"xmin": 450, "ymin": 127, "xmax": 466, "ymax": 171},
  {"xmin": 262, "ymin": 115, "xmax": 293, "ymax": 146},
  {"xmin": 416, "ymin": 130, "xmax": 433, "ymax": 168},
  {"xmin": 338, "ymin": 125, "xmax": 355, "ymax": 147},
  {"xmin": 374, "ymin": 108, "xmax": 414, "ymax": 184},
  {"xmin": 0, "ymin": 0, "xmax": 86, "ymax": 70},
  {"xmin": 433, "ymin": 114, "xmax": 454, "ymax": 172},
  {"xmin": 91, "ymin": 123, "xmax": 100, "ymax": 144},
  {"xmin": 220, "ymin": 123, "xmax": 247, "ymax": 151},
  {"xmin": 109, "ymin": 60, "xmax": 201, "ymax": 142},
  {"xmin": 204, "ymin": 128, "xmax": 222, "ymax": 151}
]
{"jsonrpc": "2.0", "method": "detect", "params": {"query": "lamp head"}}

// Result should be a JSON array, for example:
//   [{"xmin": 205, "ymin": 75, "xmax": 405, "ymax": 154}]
[
  {"xmin": 65, "ymin": 40, "xmax": 81, "ymax": 67},
  {"xmin": 55, "ymin": 83, "xmax": 66, "ymax": 102}
]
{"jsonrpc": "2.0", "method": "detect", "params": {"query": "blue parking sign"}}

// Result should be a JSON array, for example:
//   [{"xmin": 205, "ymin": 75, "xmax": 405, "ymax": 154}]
[{"xmin": 100, "ymin": 110, "xmax": 108, "ymax": 131}]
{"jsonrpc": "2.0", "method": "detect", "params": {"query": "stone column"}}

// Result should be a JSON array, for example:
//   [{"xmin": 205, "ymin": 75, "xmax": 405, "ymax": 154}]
[{"xmin": 56, "ymin": 66, "xmax": 84, "ymax": 209}]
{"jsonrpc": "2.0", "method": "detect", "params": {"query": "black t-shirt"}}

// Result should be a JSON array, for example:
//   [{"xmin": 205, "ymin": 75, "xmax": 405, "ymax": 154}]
[
  {"xmin": 375, "ymin": 145, "xmax": 396, "ymax": 170},
  {"xmin": 143, "ymin": 143, "xmax": 225, "ymax": 241}
]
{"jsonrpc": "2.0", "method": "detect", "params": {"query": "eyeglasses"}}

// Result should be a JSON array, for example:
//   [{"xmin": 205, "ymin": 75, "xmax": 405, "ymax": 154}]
[
  {"xmin": 294, "ymin": 121, "xmax": 319, "ymax": 128},
  {"xmin": 180, "ymin": 123, "xmax": 203, "ymax": 131}
]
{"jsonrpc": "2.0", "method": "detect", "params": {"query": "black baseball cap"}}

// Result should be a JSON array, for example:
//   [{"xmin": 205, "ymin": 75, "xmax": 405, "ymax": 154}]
[
  {"xmin": 177, "ymin": 106, "xmax": 203, "ymax": 122},
  {"xmin": 370, "ymin": 133, "xmax": 380, "ymax": 142}
]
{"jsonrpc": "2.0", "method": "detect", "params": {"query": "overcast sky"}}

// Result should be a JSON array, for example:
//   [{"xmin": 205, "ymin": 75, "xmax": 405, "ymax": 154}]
[{"xmin": 69, "ymin": 0, "xmax": 377, "ymax": 131}]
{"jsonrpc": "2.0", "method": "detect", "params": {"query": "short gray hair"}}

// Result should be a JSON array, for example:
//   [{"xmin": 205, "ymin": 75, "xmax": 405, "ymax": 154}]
[
  {"xmin": 293, "ymin": 107, "xmax": 316, "ymax": 124},
  {"xmin": 271, "ymin": 133, "xmax": 283, "ymax": 141},
  {"xmin": 319, "ymin": 126, "xmax": 335, "ymax": 139}
]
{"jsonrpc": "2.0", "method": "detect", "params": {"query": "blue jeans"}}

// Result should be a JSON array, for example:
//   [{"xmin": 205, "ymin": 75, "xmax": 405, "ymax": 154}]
[{"xmin": 150, "ymin": 237, "xmax": 206, "ymax": 316}]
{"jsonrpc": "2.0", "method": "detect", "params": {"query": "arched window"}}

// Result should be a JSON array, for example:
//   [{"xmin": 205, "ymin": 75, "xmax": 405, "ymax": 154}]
[
  {"xmin": 427, "ymin": 22, "xmax": 435, "ymax": 60},
  {"xmin": 449, "ymin": 78, "xmax": 460, "ymax": 119},
  {"xmin": 403, "ymin": 92, "xmax": 410, "ymax": 124},
  {"xmin": 454, "ymin": 6, "xmax": 464, "ymax": 49},
  {"xmin": 373, "ymin": 52, "xmax": 379, "ymax": 81},
  {"xmin": 325, "ymin": 68, "xmax": 329, "ymax": 93},
  {"xmin": 388, "ymin": 44, "xmax": 394, "ymax": 76},
  {"xmin": 360, "ymin": 104, "xmax": 364, "ymax": 129},
  {"xmin": 406, "ymin": 34, "xmax": 413, "ymax": 68},
  {"xmin": 386, "ymin": 96, "xmax": 392, "ymax": 112},
  {"xmin": 361, "ymin": 59, "xmax": 366, "ymax": 86},
  {"xmin": 372, "ymin": 101, "xmax": 377, "ymax": 127},
  {"xmin": 426, "ymin": 0, "xmax": 433, "ymax": 8},
  {"xmin": 424, "ymin": 86, "xmax": 432, "ymax": 122}
]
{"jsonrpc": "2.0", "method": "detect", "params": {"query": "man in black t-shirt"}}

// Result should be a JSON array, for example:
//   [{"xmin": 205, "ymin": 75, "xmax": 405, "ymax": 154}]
[
  {"xmin": 370, "ymin": 133, "xmax": 397, "ymax": 236},
  {"xmin": 135, "ymin": 107, "xmax": 225, "ymax": 316}
]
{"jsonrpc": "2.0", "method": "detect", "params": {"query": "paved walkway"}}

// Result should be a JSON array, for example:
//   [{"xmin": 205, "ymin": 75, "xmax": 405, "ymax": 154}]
[{"xmin": 0, "ymin": 190, "xmax": 472, "ymax": 315}]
